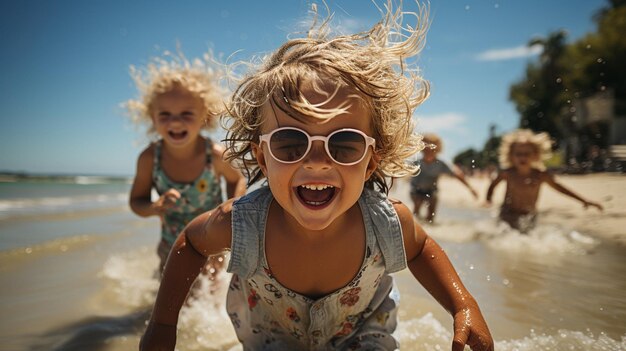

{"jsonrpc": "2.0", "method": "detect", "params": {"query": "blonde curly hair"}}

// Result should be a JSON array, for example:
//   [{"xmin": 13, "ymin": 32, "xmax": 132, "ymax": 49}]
[
  {"xmin": 498, "ymin": 129, "xmax": 553, "ymax": 170},
  {"xmin": 223, "ymin": 0, "xmax": 430, "ymax": 193},
  {"xmin": 124, "ymin": 49, "xmax": 226, "ymax": 140}
]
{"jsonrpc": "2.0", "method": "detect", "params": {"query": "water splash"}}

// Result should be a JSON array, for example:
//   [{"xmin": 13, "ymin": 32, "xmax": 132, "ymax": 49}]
[
  {"xmin": 176, "ymin": 272, "xmax": 240, "ymax": 351},
  {"xmin": 496, "ymin": 329, "xmax": 626, "ymax": 351},
  {"xmin": 394, "ymin": 313, "xmax": 452, "ymax": 349},
  {"xmin": 99, "ymin": 247, "xmax": 159, "ymax": 308},
  {"xmin": 477, "ymin": 221, "xmax": 599, "ymax": 257}
]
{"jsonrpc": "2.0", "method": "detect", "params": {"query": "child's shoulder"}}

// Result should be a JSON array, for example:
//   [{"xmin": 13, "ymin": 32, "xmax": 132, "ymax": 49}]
[
  {"xmin": 208, "ymin": 138, "xmax": 227, "ymax": 157},
  {"xmin": 532, "ymin": 168, "xmax": 553, "ymax": 180},
  {"xmin": 139, "ymin": 141, "xmax": 156, "ymax": 154},
  {"xmin": 136, "ymin": 143, "xmax": 158, "ymax": 168},
  {"xmin": 387, "ymin": 196, "xmax": 414, "ymax": 228},
  {"xmin": 389, "ymin": 197, "xmax": 411, "ymax": 216},
  {"xmin": 186, "ymin": 198, "xmax": 235, "ymax": 252}
]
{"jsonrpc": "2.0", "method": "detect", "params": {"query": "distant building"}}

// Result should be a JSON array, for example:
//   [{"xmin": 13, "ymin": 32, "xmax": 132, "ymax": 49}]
[{"xmin": 570, "ymin": 89, "xmax": 626, "ymax": 171}]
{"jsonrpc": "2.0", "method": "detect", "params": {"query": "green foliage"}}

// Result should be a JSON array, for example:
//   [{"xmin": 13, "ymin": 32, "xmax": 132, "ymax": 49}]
[
  {"xmin": 453, "ymin": 148, "xmax": 481, "ymax": 169},
  {"xmin": 507, "ymin": 0, "xmax": 625, "ymax": 162},
  {"xmin": 481, "ymin": 135, "xmax": 501, "ymax": 166},
  {"xmin": 453, "ymin": 135, "xmax": 501, "ymax": 169},
  {"xmin": 509, "ymin": 31, "xmax": 569, "ymax": 142},
  {"xmin": 566, "ymin": 5, "xmax": 626, "ymax": 114},
  {"xmin": 544, "ymin": 149, "xmax": 564, "ymax": 169},
  {"xmin": 455, "ymin": 1, "xmax": 625, "ymax": 169}
]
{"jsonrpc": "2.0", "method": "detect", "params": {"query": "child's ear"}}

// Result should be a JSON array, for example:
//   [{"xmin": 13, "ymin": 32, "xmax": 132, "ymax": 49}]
[
  {"xmin": 251, "ymin": 143, "xmax": 268, "ymax": 177},
  {"xmin": 365, "ymin": 152, "xmax": 380, "ymax": 181}
]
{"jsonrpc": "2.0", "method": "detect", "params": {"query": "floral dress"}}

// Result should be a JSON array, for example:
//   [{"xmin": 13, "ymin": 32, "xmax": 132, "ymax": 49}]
[
  {"xmin": 226, "ymin": 186, "xmax": 407, "ymax": 350},
  {"xmin": 152, "ymin": 138, "xmax": 222, "ymax": 247}
]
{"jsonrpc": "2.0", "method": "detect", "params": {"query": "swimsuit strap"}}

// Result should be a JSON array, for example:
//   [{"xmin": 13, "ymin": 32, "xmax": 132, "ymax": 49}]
[
  {"xmin": 204, "ymin": 138, "xmax": 213, "ymax": 165},
  {"xmin": 152, "ymin": 140, "xmax": 162, "ymax": 184}
]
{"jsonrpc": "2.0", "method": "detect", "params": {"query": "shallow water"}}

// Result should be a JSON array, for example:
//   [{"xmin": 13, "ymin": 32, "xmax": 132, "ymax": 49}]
[{"xmin": 0, "ymin": 178, "xmax": 625, "ymax": 350}]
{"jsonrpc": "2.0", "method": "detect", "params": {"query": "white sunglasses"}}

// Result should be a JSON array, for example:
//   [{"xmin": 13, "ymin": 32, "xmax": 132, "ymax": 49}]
[{"xmin": 259, "ymin": 127, "xmax": 375, "ymax": 166}]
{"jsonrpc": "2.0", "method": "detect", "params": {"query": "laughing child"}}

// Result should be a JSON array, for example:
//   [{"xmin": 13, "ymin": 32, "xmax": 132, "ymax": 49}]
[
  {"xmin": 486, "ymin": 129, "xmax": 603, "ymax": 232},
  {"xmin": 140, "ymin": 2, "xmax": 493, "ymax": 350}
]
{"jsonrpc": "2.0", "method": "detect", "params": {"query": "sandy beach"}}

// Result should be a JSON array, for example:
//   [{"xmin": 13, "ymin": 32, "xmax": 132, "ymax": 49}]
[{"xmin": 396, "ymin": 172, "xmax": 626, "ymax": 245}]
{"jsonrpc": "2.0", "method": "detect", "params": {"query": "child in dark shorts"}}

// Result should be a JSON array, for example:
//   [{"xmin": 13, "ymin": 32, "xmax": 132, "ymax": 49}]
[{"xmin": 410, "ymin": 133, "xmax": 478, "ymax": 223}]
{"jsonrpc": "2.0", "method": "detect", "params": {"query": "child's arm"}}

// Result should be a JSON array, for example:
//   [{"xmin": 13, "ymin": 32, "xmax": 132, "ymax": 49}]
[
  {"xmin": 484, "ymin": 171, "xmax": 505, "ymax": 206},
  {"xmin": 452, "ymin": 167, "xmax": 478, "ymax": 199},
  {"xmin": 129, "ymin": 147, "xmax": 181, "ymax": 217},
  {"xmin": 394, "ymin": 202, "xmax": 494, "ymax": 351},
  {"xmin": 211, "ymin": 143, "xmax": 247, "ymax": 199},
  {"xmin": 139, "ymin": 202, "xmax": 234, "ymax": 351},
  {"xmin": 543, "ymin": 172, "xmax": 603, "ymax": 210}
]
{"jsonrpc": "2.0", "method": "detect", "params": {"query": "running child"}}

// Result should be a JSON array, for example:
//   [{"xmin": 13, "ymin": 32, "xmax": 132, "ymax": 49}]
[
  {"xmin": 126, "ymin": 51, "xmax": 246, "ymax": 273},
  {"xmin": 410, "ymin": 133, "xmax": 478, "ymax": 223},
  {"xmin": 486, "ymin": 129, "xmax": 603, "ymax": 232},
  {"xmin": 140, "ymin": 2, "xmax": 493, "ymax": 350}
]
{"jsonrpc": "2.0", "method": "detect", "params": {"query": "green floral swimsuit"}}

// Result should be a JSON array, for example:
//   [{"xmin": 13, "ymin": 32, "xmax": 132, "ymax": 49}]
[{"xmin": 152, "ymin": 138, "xmax": 223, "ymax": 247}]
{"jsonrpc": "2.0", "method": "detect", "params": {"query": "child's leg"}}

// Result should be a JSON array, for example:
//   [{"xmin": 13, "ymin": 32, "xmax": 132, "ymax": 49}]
[
  {"xmin": 499, "ymin": 207, "xmax": 536, "ymax": 233},
  {"xmin": 425, "ymin": 193, "xmax": 438, "ymax": 223},
  {"xmin": 410, "ymin": 190, "xmax": 425, "ymax": 218},
  {"xmin": 499, "ymin": 208, "xmax": 519, "ymax": 230},
  {"xmin": 156, "ymin": 239, "xmax": 171, "ymax": 275}
]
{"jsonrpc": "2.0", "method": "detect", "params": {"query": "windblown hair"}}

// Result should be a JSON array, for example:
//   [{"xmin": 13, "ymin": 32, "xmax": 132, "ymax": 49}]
[
  {"xmin": 223, "ymin": 0, "xmax": 430, "ymax": 193},
  {"xmin": 499, "ymin": 129, "xmax": 553, "ymax": 171},
  {"xmin": 124, "ymin": 49, "xmax": 226, "ymax": 140}
]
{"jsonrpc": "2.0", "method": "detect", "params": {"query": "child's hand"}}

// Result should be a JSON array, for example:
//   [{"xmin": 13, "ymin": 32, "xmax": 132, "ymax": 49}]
[
  {"xmin": 152, "ymin": 189, "xmax": 181, "ymax": 214},
  {"xmin": 452, "ymin": 306, "xmax": 494, "ymax": 351},
  {"xmin": 139, "ymin": 321, "xmax": 176, "ymax": 351},
  {"xmin": 583, "ymin": 200, "xmax": 603, "ymax": 211}
]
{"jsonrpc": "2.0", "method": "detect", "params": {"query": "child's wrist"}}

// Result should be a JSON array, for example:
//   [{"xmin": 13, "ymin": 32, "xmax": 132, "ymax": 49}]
[
  {"xmin": 149, "ymin": 203, "xmax": 160, "ymax": 216},
  {"xmin": 452, "ymin": 296, "xmax": 479, "ymax": 314}
]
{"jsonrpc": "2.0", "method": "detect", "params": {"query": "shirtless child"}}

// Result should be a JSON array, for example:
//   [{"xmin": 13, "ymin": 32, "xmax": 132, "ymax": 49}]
[{"xmin": 485, "ymin": 129, "xmax": 603, "ymax": 232}]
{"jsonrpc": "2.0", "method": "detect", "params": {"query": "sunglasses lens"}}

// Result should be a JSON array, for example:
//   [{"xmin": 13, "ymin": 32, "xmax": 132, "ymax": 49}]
[
  {"xmin": 269, "ymin": 129, "xmax": 309, "ymax": 162},
  {"xmin": 328, "ymin": 131, "xmax": 367, "ymax": 164}
]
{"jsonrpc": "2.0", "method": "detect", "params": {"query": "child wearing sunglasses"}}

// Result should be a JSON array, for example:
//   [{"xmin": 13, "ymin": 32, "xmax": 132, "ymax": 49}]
[
  {"xmin": 125, "ymin": 51, "xmax": 246, "ymax": 274},
  {"xmin": 140, "ymin": 2, "xmax": 493, "ymax": 350},
  {"xmin": 486, "ymin": 129, "xmax": 603, "ymax": 232}
]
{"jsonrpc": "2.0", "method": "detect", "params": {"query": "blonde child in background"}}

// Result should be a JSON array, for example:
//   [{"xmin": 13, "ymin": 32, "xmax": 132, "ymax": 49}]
[
  {"xmin": 486, "ymin": 129, "xmax": 603, "ymax": 232},
  {"xmin": 126, "ymin": 52, "xmax": 246, "ymax": 273},
  {"xmin": 140, "ymin": 2, "xmax": 493, "ymax": 350},
  {"xmin": 410, "ymin": 133, "xmax": 478, "ymax": 223}
]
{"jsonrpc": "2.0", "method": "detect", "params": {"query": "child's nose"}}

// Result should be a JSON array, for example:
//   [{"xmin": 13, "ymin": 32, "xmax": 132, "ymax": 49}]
[
  {"xmin": 170, "ymin": 115, "xmax": 185, "ymax": 123},
  {"xmin": 303, "ymin": 141, "xmax": 332, "ymax": 169}
]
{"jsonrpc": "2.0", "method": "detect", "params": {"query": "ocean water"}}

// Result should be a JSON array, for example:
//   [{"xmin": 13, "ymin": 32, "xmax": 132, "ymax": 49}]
[{"xmin": 0, "ymin": 177, "xmax": 624, "ymax": 351}]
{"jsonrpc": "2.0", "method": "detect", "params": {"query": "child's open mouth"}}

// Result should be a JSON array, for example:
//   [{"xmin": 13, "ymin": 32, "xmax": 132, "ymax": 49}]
[
  {"xmin": 168, "ymin": 130, "xmax": 188, "ymax": 140},
  {"xmin": 296, "ymin": 184, "xmax": 336, "ymax": 207}
]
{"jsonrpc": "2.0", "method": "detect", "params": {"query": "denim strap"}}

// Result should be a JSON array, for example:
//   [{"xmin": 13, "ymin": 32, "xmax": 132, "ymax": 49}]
[
  {"xmin": 361, "ymin": 188, "xmax": 407, "ymax": 273},
  {"xmin": 228, "ymin": 187, "xmax": 273, "ymax": 279}
]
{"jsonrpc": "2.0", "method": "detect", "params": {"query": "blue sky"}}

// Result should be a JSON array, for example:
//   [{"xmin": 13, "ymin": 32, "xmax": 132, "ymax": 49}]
[{"xmin": 0, "ymin": 0, "xmax": 604, "ymax": 176}]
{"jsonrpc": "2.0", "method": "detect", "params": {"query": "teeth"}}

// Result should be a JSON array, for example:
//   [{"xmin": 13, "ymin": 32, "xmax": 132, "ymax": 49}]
[{"xmin": 301, "ymin": 184, "xmax": 334, "ymax": 191}]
